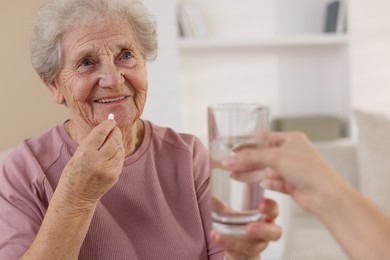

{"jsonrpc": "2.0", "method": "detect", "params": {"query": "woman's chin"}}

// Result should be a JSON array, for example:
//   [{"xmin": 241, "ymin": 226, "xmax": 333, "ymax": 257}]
[{"xmin": 112, "ymin": 116, "xmax": 137, "ymax": 129}]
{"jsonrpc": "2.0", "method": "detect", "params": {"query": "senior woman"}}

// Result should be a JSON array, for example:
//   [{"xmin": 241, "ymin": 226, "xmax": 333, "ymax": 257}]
[{"xmin": 0, "ymin": 0, "xmax": 281, "ymax": 259}]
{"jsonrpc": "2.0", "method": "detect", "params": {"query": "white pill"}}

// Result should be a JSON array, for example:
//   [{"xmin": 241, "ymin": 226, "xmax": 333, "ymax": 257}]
[{"xmin": 108, "ymin": 113, "xmax": 114, "ymax": 120}]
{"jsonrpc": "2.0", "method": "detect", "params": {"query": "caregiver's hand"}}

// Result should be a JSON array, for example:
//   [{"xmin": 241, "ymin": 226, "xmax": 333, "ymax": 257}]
[{"xmin": 221, "ymin": 132, "xmax": 344, "ymax": 213}]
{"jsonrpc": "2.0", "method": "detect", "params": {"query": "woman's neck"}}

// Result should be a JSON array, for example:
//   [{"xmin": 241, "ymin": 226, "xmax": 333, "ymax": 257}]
[{"xmin": 64, "ymin": 119, "xmax": 145, "ymax": 156}]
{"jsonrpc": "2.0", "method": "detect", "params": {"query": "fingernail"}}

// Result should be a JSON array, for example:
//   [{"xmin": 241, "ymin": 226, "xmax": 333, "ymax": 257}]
[{"xmin": 210, "ymin": 230, "xmax": 219, "ymax": 241}]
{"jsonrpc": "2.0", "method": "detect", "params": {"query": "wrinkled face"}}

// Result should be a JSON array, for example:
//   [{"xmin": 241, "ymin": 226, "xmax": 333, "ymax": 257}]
[{"xmin": 48, "ymin": 17, "xmax": 148, "ymax": 131}]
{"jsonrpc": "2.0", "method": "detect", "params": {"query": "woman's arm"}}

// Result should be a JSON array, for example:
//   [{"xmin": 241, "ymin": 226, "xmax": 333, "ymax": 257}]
[
  {"xmin": 22, "ymin": 120, "xmax": 125, "ymax": 259},
  {"xmin": 21, "ymin": 190, "xmax": 97, "ymax": 259}
]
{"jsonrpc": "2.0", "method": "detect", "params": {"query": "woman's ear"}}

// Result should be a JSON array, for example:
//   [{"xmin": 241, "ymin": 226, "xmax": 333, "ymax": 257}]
[{"xmin": 43, "ymin": 76, "xmax": 65, "ymax": 104}]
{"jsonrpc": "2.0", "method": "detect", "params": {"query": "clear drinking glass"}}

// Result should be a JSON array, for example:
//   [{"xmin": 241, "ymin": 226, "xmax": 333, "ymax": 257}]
[{"xmin": 208, "ymin": 103, "xmax": 269, "ymax": 235}]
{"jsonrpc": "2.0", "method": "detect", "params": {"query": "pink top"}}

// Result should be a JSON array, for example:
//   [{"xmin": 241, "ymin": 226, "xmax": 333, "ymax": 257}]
[{"xmin": 0, "ymin": 120, "xmax": 224, "ymax": 259}]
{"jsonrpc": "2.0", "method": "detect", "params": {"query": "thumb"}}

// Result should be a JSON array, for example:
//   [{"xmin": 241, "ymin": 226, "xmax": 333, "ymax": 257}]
[{"xmin": 82, "ymin": 120, "xmax": 117, "ymax": 150}]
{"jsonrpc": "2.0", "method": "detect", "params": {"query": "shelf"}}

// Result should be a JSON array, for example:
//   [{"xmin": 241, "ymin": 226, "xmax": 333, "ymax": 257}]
[{"xmin": 178, "ymin": 34, "xmax": 348, "ymax": 50}]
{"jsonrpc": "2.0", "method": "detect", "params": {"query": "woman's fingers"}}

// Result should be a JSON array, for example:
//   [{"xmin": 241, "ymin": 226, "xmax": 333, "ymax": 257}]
[
  {"xmin": 246, "ymin": 221, "xmax": 282, "ymax": 242},
  {"xmin": 246, "ymin": 198, "xmax": 282, "ymax": 240},
  {"xmin": 211, "ymin": 223, "xmax": 282, "ymax": 259},
  {"xmin": 98, "ymin": 126, "xmax": 124, "ymax": 159},
  {"xmin": 258, "ymin": 198, "xmax": 279, "ymax": 221},
  {"xmin": 211, "ymin": 231, "xmax": 267, "ymax": 260},
  {"xmin": 61, "ymin": 120, "xmax": 125, "ymax": 202},
  {"xmin": 211, "ymin": 198, "xmax": 282, "ymax": 260},
  {"xmin": 81, "ymin": 119, "xmax": 117, "ymax": 150}
]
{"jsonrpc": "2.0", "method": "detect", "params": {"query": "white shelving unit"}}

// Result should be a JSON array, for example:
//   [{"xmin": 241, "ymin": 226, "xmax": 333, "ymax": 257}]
[
  {"xmin": 177, "ymin": 0, "xmax": 350, "ymax": 143},
  {"xmin": 179, "ymin": 34, "xmax": 348, "ymax": 49}
]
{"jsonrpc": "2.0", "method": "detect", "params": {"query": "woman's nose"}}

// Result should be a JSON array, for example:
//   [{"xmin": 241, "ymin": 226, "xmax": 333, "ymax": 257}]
[{"xmin": 98, "ymin": 63, "xmax": 124, "ymax": 88}]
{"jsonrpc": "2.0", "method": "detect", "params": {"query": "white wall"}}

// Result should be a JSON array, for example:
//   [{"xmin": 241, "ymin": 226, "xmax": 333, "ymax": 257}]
[
  {"xmin": 349, "ymin": 0, "xmax": 390, "ymax": 113},
  {"xmin": 347, "ymin": 0, "xmax": 390, "ymax": 138},
  {"xmin": 142, "ymin": 0, "xmax": 181, "ymax": 131},
  {"xmin": 0, "ymin": 0, "xmax": 69, "ymax": 151}
]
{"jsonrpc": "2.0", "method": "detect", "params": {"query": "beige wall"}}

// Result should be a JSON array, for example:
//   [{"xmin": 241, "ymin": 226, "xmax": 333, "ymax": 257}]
[{"xmin": 0, "ymin": 1, "xmax": 69, "ymax": 151}]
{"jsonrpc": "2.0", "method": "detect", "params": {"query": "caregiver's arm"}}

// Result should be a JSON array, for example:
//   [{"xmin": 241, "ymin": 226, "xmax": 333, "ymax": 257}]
[{"xmin": 221, "ymin": 132, "xmax": 390, "ymax": 260}]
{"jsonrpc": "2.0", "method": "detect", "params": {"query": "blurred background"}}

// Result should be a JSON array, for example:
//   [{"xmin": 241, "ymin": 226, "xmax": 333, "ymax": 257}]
[{"xmin": 1, "ymin": 0, "xmax": 390, "ymax": 150}]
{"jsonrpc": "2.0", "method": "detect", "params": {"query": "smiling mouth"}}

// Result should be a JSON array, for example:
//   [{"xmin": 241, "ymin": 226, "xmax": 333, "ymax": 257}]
[{"xmin": 95, "ymin": 96, "xmax": 127, "ymax": 104}]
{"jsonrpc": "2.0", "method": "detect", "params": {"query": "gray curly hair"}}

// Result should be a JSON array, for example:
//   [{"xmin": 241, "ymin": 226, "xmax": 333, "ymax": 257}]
[{"xmin": 30, "ymin": 0, "xmax": 158, "ymax": 84}]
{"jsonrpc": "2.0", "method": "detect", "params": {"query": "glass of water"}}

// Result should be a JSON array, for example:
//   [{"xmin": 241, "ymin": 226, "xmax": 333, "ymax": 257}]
[{"xmin": 207, "ymin": 103, "xmax": 269, "ymax": 235}]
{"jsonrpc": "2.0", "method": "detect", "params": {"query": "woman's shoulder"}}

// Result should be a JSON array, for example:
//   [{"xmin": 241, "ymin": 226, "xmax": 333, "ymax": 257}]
[
  {"xmin": 146, "ymin": 120, "xmax": 206, "ymax": 152},
  {"xmin": 0, "ymin": 148, "xmax": 11, "ymax": 165},
  {"xmin": 2, "ymin": 124, "xmax": 67, "ymax": 172}
]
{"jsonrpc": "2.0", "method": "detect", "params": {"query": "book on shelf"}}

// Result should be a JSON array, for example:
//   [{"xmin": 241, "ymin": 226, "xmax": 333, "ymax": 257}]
[
  {"xmin": 177, "ymin": 1, "xmax": 208, "ymax": 38},
  {"xmin": 324, "ymin": 0, "xmax": 347, "ymax": 33}
]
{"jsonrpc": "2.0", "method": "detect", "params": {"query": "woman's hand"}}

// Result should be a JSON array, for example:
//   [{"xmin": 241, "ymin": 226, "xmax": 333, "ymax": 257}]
[
  {"xmin": 221, "ymin": 132, "xmax": 344, "ymax": 213},
  {"xmin": 58, "ymin": 119, "xmax": 125, "ymax": 206},
  {"xmin": 211, "ymin": 198, "xmax": 281, "ymax": 260}
]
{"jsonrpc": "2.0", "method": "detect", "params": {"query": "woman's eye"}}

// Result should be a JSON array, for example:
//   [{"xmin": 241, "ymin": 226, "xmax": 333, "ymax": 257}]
[
  {"xmin": 122, "ymin": 52, "xmax": 133, "ymax": 60},
  {"xmin": 80, "ymin": 58, "xmax": 93, "ymax": 67}
]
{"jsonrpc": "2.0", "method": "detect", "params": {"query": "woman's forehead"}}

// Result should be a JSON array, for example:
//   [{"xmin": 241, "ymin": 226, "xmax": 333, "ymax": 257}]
[{"xmin": 61, "ymin": 19, "xmax": 138, "ymax": 56}]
